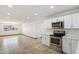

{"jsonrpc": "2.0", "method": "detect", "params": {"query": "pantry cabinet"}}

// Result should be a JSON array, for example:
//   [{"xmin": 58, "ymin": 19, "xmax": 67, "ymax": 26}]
[{"xmin": 62, "ymin": 38, "xmax": 72, "ymax": 53}]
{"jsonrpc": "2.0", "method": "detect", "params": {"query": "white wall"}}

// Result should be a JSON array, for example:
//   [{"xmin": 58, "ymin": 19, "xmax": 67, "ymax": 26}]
[
  {"xmin": 22, "ymin": 19, "xmax": 54, "ymax": 38},
  {"xmin": 22, "ymin": 21, "xmax": 43, "ymax": 38},
  {"xmin": 0, "ymin": 23, "xmax": 22, "ymax": 35}
]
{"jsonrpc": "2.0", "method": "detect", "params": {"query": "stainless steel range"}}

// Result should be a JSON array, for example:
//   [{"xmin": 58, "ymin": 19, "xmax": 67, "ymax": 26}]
[
  {"xmin": 50, "ymin": 21, "xmax": 65, "ymax": 52},
  {"xmin": 50, "ymin": 30, "xmax": 65, "ymax": 52}
]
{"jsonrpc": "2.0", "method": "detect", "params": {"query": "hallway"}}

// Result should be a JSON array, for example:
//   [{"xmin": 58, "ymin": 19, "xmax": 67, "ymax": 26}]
[{"xmin": 0, "ymin": 35, "xmax": 60, "ymax": 54}]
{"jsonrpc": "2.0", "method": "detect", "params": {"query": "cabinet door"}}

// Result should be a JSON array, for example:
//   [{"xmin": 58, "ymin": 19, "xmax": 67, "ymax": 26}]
[
  {"xmin": 72, "ymin": 39, "xmax": 79, "ymax": 54},
  {"xmin": 57, "ymin": 16, "xmax": 64, "ymax": 22},
  {"xmin": 64, "ymin": 15, "xmax": 72, "ymax": 28},
  {"xmin": 52, "ymin": 18, "xmax": 58, "ymax": 23},
  {"xmin": 72, "ymin": 13, "xmax": 79, "ymax": 28},
  {"xmin": 62, "ymin": 38, "xmax": 71, "ymax": 53}
]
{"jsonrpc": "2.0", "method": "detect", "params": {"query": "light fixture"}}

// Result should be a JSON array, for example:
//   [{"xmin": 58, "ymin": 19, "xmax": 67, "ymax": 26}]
[
  {"xmin": 50, "ymin": 6, "xmax": 54, "ymax": 9},
  {"xmin": 8, "ymin": 5, "xmax": 13, "ymax": 8},
  {"xmin": 34, "ymin": 13, "xmax": 38, "ymax": 16},
  {"xmin": 7, "ymin": 13, "xmax": 11, "ymax": 15}
]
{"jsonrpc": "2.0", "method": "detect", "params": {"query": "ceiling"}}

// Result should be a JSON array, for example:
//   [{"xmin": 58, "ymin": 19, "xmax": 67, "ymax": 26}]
[{"xmin": 0, "ymin": 5, "xmax": 78, "ymax": 23}]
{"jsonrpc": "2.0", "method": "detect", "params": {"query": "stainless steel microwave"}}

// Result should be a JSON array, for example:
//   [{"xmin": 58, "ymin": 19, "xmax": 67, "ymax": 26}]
[{"xmin": 51, "ymin": 21, "xmax": 64, "ymax": 28}]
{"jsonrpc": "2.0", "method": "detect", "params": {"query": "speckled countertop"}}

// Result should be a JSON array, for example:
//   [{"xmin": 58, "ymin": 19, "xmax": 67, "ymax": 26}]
[{"xmin": 63, "ymin": 34, "xmax": 79, "ymax": 40}]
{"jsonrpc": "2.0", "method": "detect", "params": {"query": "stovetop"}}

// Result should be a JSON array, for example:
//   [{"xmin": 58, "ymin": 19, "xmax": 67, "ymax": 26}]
[{"xmin": 50, "ymin": 35, "xmax": 62, "ymax": 37}]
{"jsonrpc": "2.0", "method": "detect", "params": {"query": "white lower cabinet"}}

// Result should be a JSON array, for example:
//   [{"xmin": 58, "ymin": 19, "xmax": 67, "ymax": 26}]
[
  {"xmin": 42, "ymin": 35, "xmax": 50, "ymax": 46},
  {"xmin": 62, "ymin": 38, "xmax": 72, "ymax": 54},
  {"xmin": 63, "ymin": 38, "xmax": 79, "ymax": 54},
  {"xmin": 72, "ymin": 39, "xmax": 79, "ymax": 54}
]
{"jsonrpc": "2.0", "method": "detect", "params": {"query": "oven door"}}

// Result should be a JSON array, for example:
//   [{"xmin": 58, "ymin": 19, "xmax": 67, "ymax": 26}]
[{"xmin": 50, "ymin": 37, "xmax": 62, "ymax": 47}]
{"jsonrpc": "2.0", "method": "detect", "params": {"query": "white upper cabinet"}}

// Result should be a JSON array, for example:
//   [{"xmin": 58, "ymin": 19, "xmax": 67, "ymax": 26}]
[
  {"xmin": 50, "ymin": 13, "xmax": 79, "ymax": 28},
  {"xmin": 51, "ymin": 17, "xmax": 58, "ymax": 23},
  {"xmin": 72, "ymin": 13, "xmax": 79, "ymax": 28},
  {"xmin": 57, "ymin": 16, "xmax": 64, "ymax": 22},
  {"xmin": 64, "ymin": 14, "xmax": 72, "ymax": 28}
]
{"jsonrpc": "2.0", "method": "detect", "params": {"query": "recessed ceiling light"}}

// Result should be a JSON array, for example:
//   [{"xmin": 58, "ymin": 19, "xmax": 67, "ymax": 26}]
[
  {"xmin": 50, "ymin": 6, "xmax": 54, "ymax": 9},
  {"xmin": 8, "ymin": 5, "xmax": 13, "ymax": 8},
  {"xmin": 7, "ymin": 13, "xmax": 11, "ymax": 15},
  {"xmin": 34, "ymin": 13, "xmax": 38, "ymax": 16}
]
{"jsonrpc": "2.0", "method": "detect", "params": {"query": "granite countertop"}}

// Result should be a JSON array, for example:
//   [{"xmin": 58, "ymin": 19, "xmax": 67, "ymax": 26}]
[
  {"xmin": 63, "ymin": 34, "xmax": 79, "ymax": 40},
  {"xmin": 43, "ymin": 32, "xmax": 53, "ymax": 35}
]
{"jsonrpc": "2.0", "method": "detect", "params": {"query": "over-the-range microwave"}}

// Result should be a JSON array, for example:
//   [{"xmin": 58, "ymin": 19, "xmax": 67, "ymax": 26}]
[{"xmin": 51, "ymin": 21, "xmax": 64, "ymax": 28}]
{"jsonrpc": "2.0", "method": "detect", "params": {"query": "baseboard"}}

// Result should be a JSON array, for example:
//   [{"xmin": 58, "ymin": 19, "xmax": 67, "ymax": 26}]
[
  {"xmin": 62, "ymin": 51, "xmax": 68, "ymax": 54},
  {"xmin": 0, "ymin": 33, "xmax": 22, "ymax": 37},
  {"xmin": 0, "ymin": 33, "xmax": 42, "ymax": 39},
  {"xmin": 22, "ymin": 34, "xmax": 38, "ymax": 39},
  {"xmin": 22, "ymin": 34, "xmax": 40, "ymax": 39}
]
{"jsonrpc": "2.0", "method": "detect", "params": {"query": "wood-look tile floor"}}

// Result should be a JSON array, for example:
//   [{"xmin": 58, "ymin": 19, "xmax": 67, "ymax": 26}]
[{"xmin": 0, "ymin": 35, "xmax": 60, "ymax": 54}]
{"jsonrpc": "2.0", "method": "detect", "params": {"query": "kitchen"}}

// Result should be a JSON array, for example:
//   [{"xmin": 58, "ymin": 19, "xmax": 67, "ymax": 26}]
[
  {"xmin": 40, "ymin": 7, "xmax": 79, "ymax": 54},
  {"xmin": 0, "ymin": 5, "xmax": 79, "ymax": 54}
]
